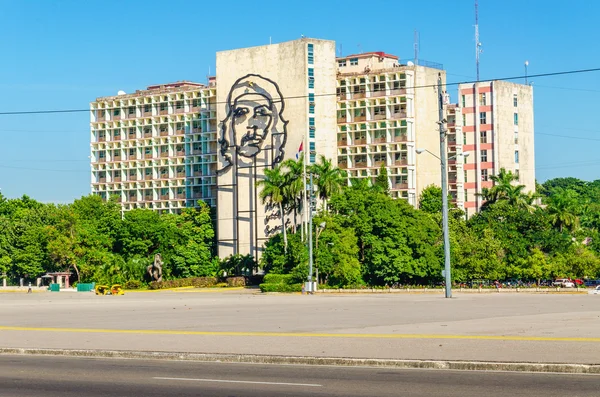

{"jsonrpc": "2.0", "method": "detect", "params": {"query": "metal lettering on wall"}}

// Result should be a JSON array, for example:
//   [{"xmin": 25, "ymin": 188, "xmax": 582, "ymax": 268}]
[
  {"xmin": 217, "ymin": 74, "xmax": 289, "ymax": 256},
  {"xmin": 218, "ymin": 74, "xmax": 288, "ymax": 173}
]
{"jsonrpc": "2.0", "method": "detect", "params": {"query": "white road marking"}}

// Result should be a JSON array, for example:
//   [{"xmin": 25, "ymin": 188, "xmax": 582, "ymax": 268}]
[{"xmin": 153, "ymin": 376, "xmax": 322, "ymax": 387}]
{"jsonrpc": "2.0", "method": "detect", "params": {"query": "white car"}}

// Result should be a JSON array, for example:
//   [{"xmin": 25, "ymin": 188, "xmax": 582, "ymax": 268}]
[
  {"xmin": 553, "ymin": 279, "xmax": 575, "ymax": 288},
  {"xmin": 590, "ymin": 286, "xmax": 600, "ymax": 295}
]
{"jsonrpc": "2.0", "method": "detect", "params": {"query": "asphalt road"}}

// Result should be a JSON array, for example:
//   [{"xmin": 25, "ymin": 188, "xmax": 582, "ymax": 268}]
[
  {"xmin": 1, "ymin": 291, "xmax": 599, "ymax": 363},
  {"xmin": 1, "ymin": 355, "xmax": 599, "ymax": 397}
]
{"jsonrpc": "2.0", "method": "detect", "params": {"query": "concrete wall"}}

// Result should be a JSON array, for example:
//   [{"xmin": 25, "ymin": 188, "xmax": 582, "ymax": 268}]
[{"xmin": 216, "ymin": 38, "xmax": 336, "ymax": 258}]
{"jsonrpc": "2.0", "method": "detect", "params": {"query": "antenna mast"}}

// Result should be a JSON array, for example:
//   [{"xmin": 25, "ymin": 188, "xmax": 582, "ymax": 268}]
[
  {"xmin": 475, "ymin": 0, "xmax": 481, "ymax": 81},
  {"xmin": 414, "ymin": 30, "xmax": 419, "ymax": 64}
]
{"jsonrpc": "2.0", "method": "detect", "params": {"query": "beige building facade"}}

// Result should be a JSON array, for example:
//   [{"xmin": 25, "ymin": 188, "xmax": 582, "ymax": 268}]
[
  {"xmin": 90, "ymin": 38, "xmax": 536, "ymax": 257},
  {"xmin": 457, "ymin": 81, "xmax": 535, "ymax": 216}
]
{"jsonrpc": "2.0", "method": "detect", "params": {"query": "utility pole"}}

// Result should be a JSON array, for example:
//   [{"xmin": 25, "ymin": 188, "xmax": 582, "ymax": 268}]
[
  {"xmin": 307, "ymin": 173, "xmax": 314, "ymax": 293},
  {"xmin": 438, "ymin": 74, "xmax": 452, "ymax": 299}
]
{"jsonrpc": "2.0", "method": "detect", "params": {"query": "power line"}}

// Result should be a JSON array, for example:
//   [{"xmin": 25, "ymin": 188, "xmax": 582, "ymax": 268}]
[
  {"xmin": 0, "ymin": 67, "xmax": 599, "ymax": 116},
  {"xmin": 536, "ymin": 132, "xmax": 600, "ymax": 141}
]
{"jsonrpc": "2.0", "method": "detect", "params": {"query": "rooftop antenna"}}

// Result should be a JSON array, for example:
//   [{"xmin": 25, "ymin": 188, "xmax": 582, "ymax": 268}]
[
  {"xmin": 414, "ymin": 30, "xmax": 419, "ymax": 64},
  {"xmin": 524, "ymin": 60, "xmax": 529, "ymax": 84},
  {"xmin": 475, "ymin": 0, "xmax": 482, "ymax": 81}
]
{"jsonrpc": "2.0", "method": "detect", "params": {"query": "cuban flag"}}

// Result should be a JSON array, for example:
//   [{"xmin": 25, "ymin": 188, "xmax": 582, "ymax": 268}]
[{"xmin": 296, "ymin": 141, "xmax": 304, "ymax": 159}]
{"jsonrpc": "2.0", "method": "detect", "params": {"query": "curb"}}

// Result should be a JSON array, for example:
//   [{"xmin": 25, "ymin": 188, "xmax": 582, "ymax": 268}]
[{"xmin": 1, "ymin": 348, "xmax": 599, "ymax": 374}]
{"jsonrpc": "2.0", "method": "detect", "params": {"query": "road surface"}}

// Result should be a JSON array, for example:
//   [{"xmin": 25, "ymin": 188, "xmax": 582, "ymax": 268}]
[
  {"xmin": 1, "ymin": 291, "xmax": 599, "ymax": 364},
  {"xmin": 1, "ymin": 355, "xmax": 599, "ymax": 397}
]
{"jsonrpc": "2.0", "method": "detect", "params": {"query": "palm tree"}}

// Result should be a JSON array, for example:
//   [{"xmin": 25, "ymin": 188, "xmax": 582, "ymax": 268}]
[
  {"xmin": 257, "ymin": 166, "xmax": 288, "ymax": 250},
  {"xmin": 281, "ymin": 158, "xmax": 304, "ymax": 233},
  {"xmin": 545, "ymin": 188, "xmax": 580, "ymax": 232},
  {"xmin": 310, "ymin": 155, "xmax": 346, "ymax": 212},
  {"xmin": 480, "ymin": 168, "xmax": 533, "ymax": 210}
]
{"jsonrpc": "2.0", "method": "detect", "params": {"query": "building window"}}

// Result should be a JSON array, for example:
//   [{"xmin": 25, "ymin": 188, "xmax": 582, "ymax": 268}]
[
  {"xmin": 515, "ymin": 169, "xmax": 520, "ymax": 181},
  {"xmin": 461, "ymin": 95, "xmax": 466, "ymax": 107},
  {"xmin": 481, "ymin": 150, "xmax": 488, "ymax": 162},
  {"xmin": 113, "ymin": 109, "xmax": 120, "ymax": 116},
  {"xmin": 338, "ymin": 59, "xmax": 346, "ymax": 67},
  {"xmin": 462, "ymin": 114, "xmax": 466, "ymax": 126},
  {"xmin": 513, "ymin": 94, "xmax": 518, "ymax": 107},
  {"xmin": 515, "ymin": 150, "xmax": 519, "ymax": 163},
  {"xmin": 308, "ymin": 93, "xmax": 315, "ymax": 114},
  {"xmin": 350, "ymin": 58, "xmax": 359, "ymax": 66},
  {"xmin": 175, "ymin": 101, "xmax": 183, "ymax": 110},
  {"xmin": 307, "ymin": 43, "xmax": 314, "ymax": 65},
  {"xmin": 128, "ymin": 107, "xmax": 135, "ymax": 115},
  {"xmin": 308, "ymin": 68, "xmax": 314, "ymax": 77},
  {"xmin": 309, "ymin": 142, "xmax": 316, "ymax": 153},
  {"xmin": 514, "ymin": 113, "xmax": 518, "ymax": 125},
  {"xmin": 308, "ymin": 77, "xmax": 314, "ymax": 89},
  {"xmin": 463, "ymin": 133, "xmax": 467, "ymax": 145},
  {"xmin": 464, "ymin": 189, "xmax": 468, "ymax": 201},
  {"xmin": 144, "ymin": 104, "xmax": 150, "ymax": 113},
  {"xmin": 479, "ymin": 112, "xmax": 487, "ymax": 125},
  {"xmin": 464, "ymin": 170, "xmax": 468, "ymax": 182},
  {"xmin": 480, "ymin": 131, "xmax": 487, "ymax": 143},
  {"xmin": 514, "ymin": 132, "xmax": 518, "ymax": 144},
  {"xmin": 481, "ymin": 169, "xmax": 488, "ymax": 181},
  {"xmin": 479, "ymin": 93, "xmax": 487, "ymax": 106}
]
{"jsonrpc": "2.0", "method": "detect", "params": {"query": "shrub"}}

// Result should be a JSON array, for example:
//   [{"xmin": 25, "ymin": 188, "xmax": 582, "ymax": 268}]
[
  {"xmin": 124, "ymin": 280, "xmax": 142, "ymax": 290},
  {"xmin": 148, "ymin": 277, "xmax": 218, "ymax": 290},
  {"xmin": 259, "ymin": 283, "xmax": 302, "ymax": 293},
  {"xmin": 263, "ymin": 274, "xmax": 294, "ymax": 284},
  {"xmin": 214, "ymin": 282, "xmax": 228, "ymax": 288},
  {"xmin": 226, "ymin": 276, "xmax": 246, "ymax": 287}
]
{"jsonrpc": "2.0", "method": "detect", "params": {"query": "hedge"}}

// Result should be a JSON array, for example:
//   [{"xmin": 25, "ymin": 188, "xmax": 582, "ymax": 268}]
[
  {"xmin": 262, "ymin": 274, "xmax": 295, "ymax": 284},
  {"xmin": 148, "ymin": 277, "xmax": 218, "ymax": 290},
  {"xmin": 259, "ymin": 283, "xmax": 303, "ymax": 293},
  {"xmin": 226, "ymin": 276, "xmax": 246, "ymax": 287}
]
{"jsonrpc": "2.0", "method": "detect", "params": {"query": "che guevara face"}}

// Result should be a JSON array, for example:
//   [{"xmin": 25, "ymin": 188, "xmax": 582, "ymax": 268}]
[{"xmin": 230, "ymin": 93, "xmax": 273, "ymax": 158}]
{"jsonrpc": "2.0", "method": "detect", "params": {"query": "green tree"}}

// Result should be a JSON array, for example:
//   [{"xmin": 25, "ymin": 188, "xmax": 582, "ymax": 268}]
[
  {"xmin": 374, "ymin": 164, "xmax": 390, "ymax": 195},
  {"xmin": 419, "ymin": 185, "xmax": 443, "ymax": 214},
  {"xmin": 257, "ymin": 166, "xmax": 288, "ymax": 250},
  {"xmin": 545, "ymin": 188, "xmax": 580, "ymax": 232},
  {"xmin": 281, "ymin": 158, "xmax": 304, "ymax": 233},
  {"xmin": 310, "ymin": 155, "xmax": 346, "ymax": 212}
]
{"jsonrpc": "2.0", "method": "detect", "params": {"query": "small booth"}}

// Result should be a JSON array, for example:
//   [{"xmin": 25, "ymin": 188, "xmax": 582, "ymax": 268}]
[{"xmin": 43, "ymin": 272, "xmax": 73, "ymax": 289}]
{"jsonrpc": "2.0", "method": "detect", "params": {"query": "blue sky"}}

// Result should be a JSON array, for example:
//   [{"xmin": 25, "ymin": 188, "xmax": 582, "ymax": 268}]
[{"xmin": 0, "ymin": 0, "xmax": 598, "ymax": 202}]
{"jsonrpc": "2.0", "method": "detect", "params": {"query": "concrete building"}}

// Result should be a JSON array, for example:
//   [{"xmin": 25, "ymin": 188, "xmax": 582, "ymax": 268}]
[
  {"xmin": 90, "ymin": 37, "xmax": 535, "ymax": 257},
  {"xmin": 215, "ymin": 38, "xmax": 337, "ymax": 258},
  {"xmin": 335, "ymin": 52, "xmax": 445, "ymax": 207},
  {"xmin": 456, "ymin": 81, "xmax": 535, "ymax": 216},
  {"xmin": 90, "ymin": 81, "xmax": 218, "ymax": 213}
]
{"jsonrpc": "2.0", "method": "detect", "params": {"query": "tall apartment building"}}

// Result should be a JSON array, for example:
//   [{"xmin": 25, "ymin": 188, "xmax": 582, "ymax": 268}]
[
  {"xmin": 90, "ymin": 37, "xmax": 535, "ymax": 256},
  {"xmin": 455, "ymin": 81, "xmax": 535, "ymax": 216},
  {"xmin": 90, "ymin": 81, "xmax": 218, "ymax": 213},
  {"xmin": 335, "ymin": 52, "xmax": 444, "ymax": 207}
]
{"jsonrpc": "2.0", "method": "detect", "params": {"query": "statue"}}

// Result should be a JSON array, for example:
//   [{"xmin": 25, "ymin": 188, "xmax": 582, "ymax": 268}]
[{"xmin": 147, "ymin": 254, "xmax": 163, "ymax": 282}]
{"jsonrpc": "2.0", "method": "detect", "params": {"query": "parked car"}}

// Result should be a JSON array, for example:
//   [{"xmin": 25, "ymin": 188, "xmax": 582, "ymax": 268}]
[
  {"xmin": 553, "ymin": 278, "xmax": 575, "ymax": 288},
  {"xmin": 589, "ymin": 286, "xmax": 600, "ymax": 295}
]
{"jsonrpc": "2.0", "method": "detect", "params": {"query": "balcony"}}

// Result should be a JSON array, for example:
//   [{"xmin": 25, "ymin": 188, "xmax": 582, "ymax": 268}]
[
  {"xmin": 352, "ymin": 91, "xmax": 366, "ymax": 99},
  {"xmin": 160, "ymin": 130, "xmax": 169, "ymax": 137},
  {"xmin": 114, "ymin": 135, "xmax": 121, "ymax": 141},
  {"xmin": 176, "ymin": 172, "xmax": 186, "ymax": 178},
  {"xmin": 143, "ymin": 131, "xmax": 152, "ymax": 138},
  {"xmin": 174, "ymin": 127, "xmax": 185, "ymax": 135},
  {"xmin": 175, "ymin": 193, "xmax": 185, "ymax": 199},
  {"xmin": 143, "ymin": 110, "xmax": 152, "ymax": 117},
  {"xmin": 112, "ymin": 156, "xmax": 121, "ymax": 162},
  {"xmin": 337, "ymin": 117, "xmax": 347, "ymax": 124},
  {"xmin": 97, "ymin": 114, "xmax": 106, "ymax": 122},
  {"xmin": 393, "ymin": 182, "xmax": 409, "ymax": 190},
  {"xmin": 354, "ymin": 162, "xmax": 367, "ymax": 169},
  {"xmin": 374, "ymin": 160, "xmax": 386, "ymax": 167},
  {"xmin": 390, "ymin": 88, "xmax": 406, "ymax": 96},
  {"xmin": 144, "ymin": 195, "xmax": 153, "ymax": 202},
  {"xmin": 370, "ymin": 90, "xmax": 386, "ymax": 98},
  {"xmin": 160, "ymin": 194, "xmax": 169, "ymax": 200},
  {"xmin": 113, "ymin": 114, "xmax": 121, "ymax": 121},
  {"xmin": 393, "ymin": 135, "xmax": 408, "ymax": 142},
  {"xmin": 98, "ymin": 158, "xmax": 106, "ymax": 163},
  {"xmin": 353, "ymin": 138, "xmax": 366, "ymax": 145},
  {"xmin": 176, "ymin": 150, "xmax": 185, "ymax": 156},
  {"xmin": 373, "ymin": 114, "xmax": 386, "ymax": 121},
  {"xmin": 338, "ymin": 162, "xmax": 347, "ymax": 169},
  {"xmin": 126, "ymin": 111, "xmax": 136, "ymax": 119},
  {"xmin": 160, "ymin": 152, "xmax": 169, "ymax": 158},
  {"xmin": 337, "ymin": 139, "xmax": 347, "ymax": 147},
  {"xmin": 391, "ymin": 111, "xmax": 407, "ymax": 119},
  {"xmin": 174, "ymin": 107, "xmax": 185, "ymax": 114},
  {"xmin": 394, "ymin": 159, "xmax": 408, "ymax": 166},
  {"xmin": 144, "ymin": 174, "xmax": 153, "ymax": 180},
  {"xmin": 98, "ymin": 136, "xmax": 106, "ymax": 142},
  {"xmin": 353, "ymin": 115, "xmax": 367, "ymax": 122},
  {"xmin": 128, "ymin": 196, "xmax": 137, "ymax": 202},
  {"xmin": 129, "ymin": 175, "xmax": 138, "ymax": 181},
  {"xmin": 159, "ymin": 108, "xmax": 168, "ymax": 115},
  {"xmin": 159, "ymin": 173, "xmax": 169, "ymax": 179},
  {"xmin": 144, "ymin": 153, "xmax": 153, "ymax": 159},
  {"xmin": 99, "ymin": 177, "xmax": 106, "ymax": 183}
]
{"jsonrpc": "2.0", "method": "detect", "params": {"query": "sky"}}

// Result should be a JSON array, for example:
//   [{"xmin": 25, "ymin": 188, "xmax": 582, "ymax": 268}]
[{"xmin": 0, "ymin": 0, "xmax": 599, "ymax": 203}]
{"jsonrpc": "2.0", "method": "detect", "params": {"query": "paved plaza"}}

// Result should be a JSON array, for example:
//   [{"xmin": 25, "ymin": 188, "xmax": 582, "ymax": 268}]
[{"xmin": 1, "ymin": 290, "xmax": 599, "ymax": 364}]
